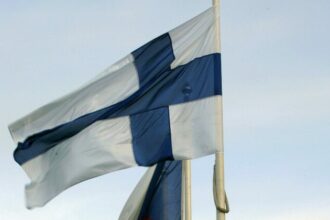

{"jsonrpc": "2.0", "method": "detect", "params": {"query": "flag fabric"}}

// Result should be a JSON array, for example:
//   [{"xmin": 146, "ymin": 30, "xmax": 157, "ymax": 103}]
[
  {"xmin": 119, "ymin": 161, "xmax": 182, "ymax": 220},
  {"xmin": 9, "ymin": 7, "xmax": 222, "ymax": 208}
]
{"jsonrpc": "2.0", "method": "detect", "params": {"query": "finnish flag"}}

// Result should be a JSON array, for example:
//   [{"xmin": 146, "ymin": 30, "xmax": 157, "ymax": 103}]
[
  {"xmin": 119, "ymin": 161, "xmax": 182, "ymax": 220},
  {"xmin": 9, "ymin": 7, "xmax": 223, "ymax": 208}
]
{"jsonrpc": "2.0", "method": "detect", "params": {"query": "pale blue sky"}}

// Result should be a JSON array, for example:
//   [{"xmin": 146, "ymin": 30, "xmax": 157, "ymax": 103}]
[{"xmin": 1, "ymin": 0, "xmax": 329, "ymax": 219}]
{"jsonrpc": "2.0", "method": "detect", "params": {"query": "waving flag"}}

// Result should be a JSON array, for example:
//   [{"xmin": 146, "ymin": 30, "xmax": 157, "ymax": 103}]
[
  {"xmin": 119, "ymin": 161, "xmax": 182, "ymax": 220},
  {"xmin": 9, "ymin": 7, "xmax": 222, "ymax": 208}
]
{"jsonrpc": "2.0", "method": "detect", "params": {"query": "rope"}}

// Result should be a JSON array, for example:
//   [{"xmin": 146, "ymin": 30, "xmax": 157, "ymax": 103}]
[{"xmin": 213, "ymin": 165, "xmax": 230, "ymax": 213}]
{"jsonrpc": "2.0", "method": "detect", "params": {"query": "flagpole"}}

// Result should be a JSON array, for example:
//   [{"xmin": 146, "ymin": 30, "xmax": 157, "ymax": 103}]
[
  {"xmin": 212, "ymin": 0, "xmax": 227, "ymax": 220},
  {"xmin": 182, "ymin": 160, "xmax": 192, "ymax": 220}
]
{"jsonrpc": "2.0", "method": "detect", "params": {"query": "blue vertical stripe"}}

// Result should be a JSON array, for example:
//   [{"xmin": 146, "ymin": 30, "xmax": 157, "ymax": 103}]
[
  {"xmin": 130, "ymin": 107, "xmax": 173, "ymax": 166},
  {"xmin": 132, "ymin": 33, "xmax": 175, "ymax": 87}
]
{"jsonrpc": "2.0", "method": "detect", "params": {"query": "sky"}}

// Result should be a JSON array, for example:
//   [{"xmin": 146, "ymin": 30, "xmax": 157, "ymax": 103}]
[{"xmin": 0, "ymin": 0, "xmax": 329, "ymax": 219}]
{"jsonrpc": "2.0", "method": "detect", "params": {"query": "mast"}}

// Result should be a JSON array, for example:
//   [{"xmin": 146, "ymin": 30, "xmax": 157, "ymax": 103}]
[
  {"xmin": 182, "ymin": 160, "xmax": 192, "ymax": 220},
  {"xmin": 213, "ymin": 0, "xmax": 228, "ymax": 220}
]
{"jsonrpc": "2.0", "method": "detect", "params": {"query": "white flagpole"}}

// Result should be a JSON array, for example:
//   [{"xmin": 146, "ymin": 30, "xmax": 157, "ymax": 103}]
[
  {"xmin": 182, "ymin": 160, "xmax": 192, "ymax": 220},
  {"xmin": 212, "ymin": 0, "xmax": 227, "ymax": 220}
]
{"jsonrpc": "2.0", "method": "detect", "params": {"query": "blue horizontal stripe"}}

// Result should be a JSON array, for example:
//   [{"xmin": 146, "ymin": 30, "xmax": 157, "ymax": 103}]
[
  {"xmin": 14, "ymin": 32, "xmax": 221, "ymax": 165},
  {"xmin": 14, "ymin": 53, "xmax": 221, "ymax": 165}
]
